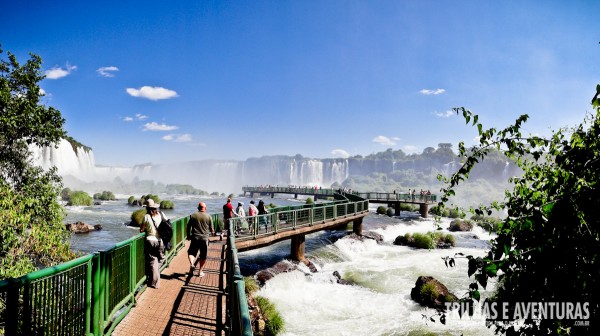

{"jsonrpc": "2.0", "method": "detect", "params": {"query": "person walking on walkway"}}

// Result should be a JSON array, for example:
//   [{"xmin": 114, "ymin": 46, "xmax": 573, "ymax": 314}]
[
  {"xmin": 140, "ymin": 199, "xmax": 166, "ymax": 288},
  {"xmin": 222, "ymin": 197, "xmax": 237, "ymax": 238},
  {"xmin": 187, "ymin": 201, "xmax": 215, "ymax": 277},
  {"xmin": 257, "ymin": 199, "xmax": 269, "ymax": 232}
]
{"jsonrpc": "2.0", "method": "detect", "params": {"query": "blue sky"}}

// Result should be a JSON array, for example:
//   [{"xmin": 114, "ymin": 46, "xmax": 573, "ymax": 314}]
[{"xmin": 2, "ymin": 0, "xmax": 599, "ymax": 166}]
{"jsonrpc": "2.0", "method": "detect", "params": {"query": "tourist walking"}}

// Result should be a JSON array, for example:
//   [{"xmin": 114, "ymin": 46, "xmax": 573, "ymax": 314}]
[
  {"xmin": 235, "ymin": 201, "xmax": 248, "ymax": 234},
  {"xmin": 248, "ymin": 200, "xmax": 258, "ymax": 232},
  {"xmin": 222, "ymin": 197, "xmax": 236, "ymax": 238},
  {"xmin": 257, "ymin": 199, "xmax": 269, "ymax": 232},
  {"xmin": 139, "ymin": 199, "xmax": 166, "ymax": 288},
  {"xmin": 187, "ymin": 201, "xmax": 215, "ymax": 277}
]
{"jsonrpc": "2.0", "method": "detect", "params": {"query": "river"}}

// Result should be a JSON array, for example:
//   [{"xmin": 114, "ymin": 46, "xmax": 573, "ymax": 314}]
[{"xmin": 65, "ymin": 194, "xmax": 496, "ymax": 335}]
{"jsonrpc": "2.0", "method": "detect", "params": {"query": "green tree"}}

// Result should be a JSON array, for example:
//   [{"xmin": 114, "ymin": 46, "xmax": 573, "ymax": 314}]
[
  {"xmin": 439, "ymin": 85, "xmax": 600, "ymax": 335},
  {"xmin": 0, "ymin": 46, "xmax": 72, "ymax": 279}
]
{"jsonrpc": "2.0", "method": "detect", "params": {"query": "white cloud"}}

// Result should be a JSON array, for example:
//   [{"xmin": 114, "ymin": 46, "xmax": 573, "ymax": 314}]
[
  {"xmin": 174, "ymin": 134, "xmax": 192, "ymax": 142},
  {"xmin": 402, "ymin": 145, "xmax": 418, "ymax": 154},
  {"xmin": 97, "ymin": 66, "xmax": 119, "ymax": 77},
  {"xmin": 331, "ymin": 149, "xmax": 350, "ymax": 158},
  {"xmin": 44, "ymin": 63, "xmax": 77, "ymax": 79},
  {"xmin": 143, "ymin": 122, "xmax": 178, "ymax": 131},
  {"xmin": 420, "ymin": 88, "xmax": 446, "ymax": 95},
  {"xmin": 373, "ymin": 135, "xmax": 397, "ymax": 146},
  {"xmin": 435, "ymin": 110, "xmax": 454, "ymax": 118},
  {"xmin": 135, "ymin": 113, "xmax": 148, "ymax": 120},
  {"xmin": 39, "ymin": 88, "xmax": 46, "ymax": 95},
  {"xmin": 123, "ymin": 117, "xmax": 134, "ymax": 122},
  {"xmin": 163, "ymin": 133, "xmax": 193, "ymax": 142},
  {"xmin": 126, "ymin": 86, "xmax": 178, "ymax": 101}
]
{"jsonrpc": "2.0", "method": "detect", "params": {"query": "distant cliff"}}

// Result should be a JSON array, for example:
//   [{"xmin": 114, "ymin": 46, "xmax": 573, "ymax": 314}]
[{"xmin": 30, "ymin": 141, "xmax": 519, "ymax": 194}]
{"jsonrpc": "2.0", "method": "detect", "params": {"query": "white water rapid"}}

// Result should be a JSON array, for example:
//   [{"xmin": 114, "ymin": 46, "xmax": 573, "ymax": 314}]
[{"xmin": 239, "ymin": 212, "xmax": 496, "ymax": 336}]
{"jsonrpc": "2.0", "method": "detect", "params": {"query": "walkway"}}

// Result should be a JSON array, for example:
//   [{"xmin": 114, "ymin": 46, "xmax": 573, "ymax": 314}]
[{"xmin": 113, "ymin": 239, "xmax": 226, "ymax": 336}]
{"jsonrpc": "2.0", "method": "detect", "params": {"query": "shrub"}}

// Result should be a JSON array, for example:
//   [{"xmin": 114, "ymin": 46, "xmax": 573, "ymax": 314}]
[
  {"xmin": 244, "ymin": 276, "xmax": 259, "ymax": 295},
  {"xmin": 160, "ymin": 200, "xmax": 174, "ymax": 209},
  {"xmin": 399, "ymin": 203, "xmax": 416, "ymax": 212},
  {"xmin": 131, "ymin": 209, "xmax": 147, "ymax": 227},
  {"xmin": 419, "ymin": 282, "xmax": 439, "ymax": 303},
  {"xmin": 305, "ymin": 197, "xmax": 314, "ymax": 204},
  {"xmin": 67, "ymin": 191, "xmax": 93, "ymax": 206},
  {"xmin": 60, "ymin": 187, "xmax": 72, "ymax": 200},
  {"xmin": 255, "ymin": 296, "xmax": 285, "ymax": 336},
  {"xmin": 412, "ymin": 233, "xmax": 435, "ymax": 249},
  {"xmin": 386, "ymin": 207, "xmax": 395, "ymax": 217},
  {"xmin": 376, "ymin": 206, "xmax": 386, "ymax": 214},
  {"xmin": 128, "ymin": 196, "xmax": 136, "ymax": 205},
  {"xmin": 448, "ymin": 219, "xmax": 474, "ymax": 232},
  {"xmin": 95, "ymin": 191, "xmax": 115, "ymax": 200},
  {"xmin": 472, "ymin": 216, "xmax": 503, "ymax": 232},
  {"xmin": 443, "ymin": 234, "xmax": 455, "ymax": 246}
]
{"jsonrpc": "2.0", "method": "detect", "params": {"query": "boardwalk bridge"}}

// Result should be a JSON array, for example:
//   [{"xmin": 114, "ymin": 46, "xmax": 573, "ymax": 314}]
[{"xmin": 0, "ymin": 186, "xmax": 435, "ymax": 335}]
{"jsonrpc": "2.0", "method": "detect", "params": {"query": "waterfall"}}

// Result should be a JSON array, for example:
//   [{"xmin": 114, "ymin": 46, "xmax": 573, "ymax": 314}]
[{"xmin": 30, "ymin": 139, "xmax": 97, "ymax": 181}]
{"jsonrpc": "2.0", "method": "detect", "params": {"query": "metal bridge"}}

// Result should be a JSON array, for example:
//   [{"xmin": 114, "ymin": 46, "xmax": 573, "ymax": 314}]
[{"xmin": 0, "ymin": 188, "xmax": 370, "ymax": 335}]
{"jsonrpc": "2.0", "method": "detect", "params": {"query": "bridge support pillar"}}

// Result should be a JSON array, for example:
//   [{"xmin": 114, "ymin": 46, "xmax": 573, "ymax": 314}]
[
  {"xmin": 250, "ymin": 192, "xmax": 254, "ymax": 198},
  {"xmin": 353, "ymin": 217, "xmax": 363, "ymax": 236},
  {"xmin": 394, "ymin": 202, "xmax": 401, "ymax": 216},
  {"xmin": 271, "ymin": 192, "xmax": 275, "ymax": 198},
  {"xmin": 313, "ymin": 194, "xmax": 318, "ymax": 201},
  {"xmin": 291, "ymin": 235, "xmax": 306, "ymax": 261},
  {"xmin": 419, "ymin": 204, "xmax": 429, "ymax": 218},
  {"xmin": 294, "ymin": 193, "xmax": 298, "ymax": 199}
]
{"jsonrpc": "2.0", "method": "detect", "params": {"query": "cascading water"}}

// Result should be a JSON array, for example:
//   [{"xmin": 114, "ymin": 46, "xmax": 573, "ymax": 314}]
[{"xmin": 239, "ymin": 212, "xmax": 496, "ymax": 336}]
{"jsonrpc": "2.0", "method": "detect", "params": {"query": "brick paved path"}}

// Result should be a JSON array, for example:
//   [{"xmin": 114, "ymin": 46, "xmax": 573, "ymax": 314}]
[{"xmin": 113, "ymin": 239, "xmax": 226, "ymax": 336}]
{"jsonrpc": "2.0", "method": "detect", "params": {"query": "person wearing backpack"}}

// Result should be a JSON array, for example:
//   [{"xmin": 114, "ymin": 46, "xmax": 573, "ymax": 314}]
[
  {"xmin": 187, "ymin": 201, "xmax": 215, "ymax": 277},
  {"xmin": 139, "ymin": 199, "xmax": 168, "ymax": 288}
]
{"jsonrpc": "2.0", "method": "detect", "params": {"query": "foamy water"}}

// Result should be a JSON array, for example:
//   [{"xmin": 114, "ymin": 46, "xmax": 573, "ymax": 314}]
[{"xmin": 241, "ymin": 213, "xmax": 496, "ymax": 336}]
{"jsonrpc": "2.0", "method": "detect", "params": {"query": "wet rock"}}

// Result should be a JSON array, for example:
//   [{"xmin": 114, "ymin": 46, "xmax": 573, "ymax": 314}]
[
  {"xmin": 410, "ymin": 276, "xmax": 458, "ymax": 310},
  {"xmin": 255, "ymin": 260, "xmax": 296, "ymax": 286},
  {"xmin": 65, "ymin": 221, "xmax": 102, "ymax": 233},
  {"xmin": 94, "ymin": 201, "xmax": 102, "ymax": 206},
  {"xmin": 333, "ymin": 271, "xmax": 352, "ymax": 285},
  {"xmin": 332, "ymin": 230, "xmax": 384, "ymax": 244}
]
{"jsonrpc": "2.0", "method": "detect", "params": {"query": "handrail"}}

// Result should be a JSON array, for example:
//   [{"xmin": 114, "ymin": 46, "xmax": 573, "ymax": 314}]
[{"xmin": 0, "ymin": 191, "xmax": 368, "ymax": 336}]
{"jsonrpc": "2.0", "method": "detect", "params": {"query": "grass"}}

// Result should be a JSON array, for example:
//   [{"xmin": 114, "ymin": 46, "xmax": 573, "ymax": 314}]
[{"xmin": 255, "ymin": 296, "xmax": 285, "ymax": 336}]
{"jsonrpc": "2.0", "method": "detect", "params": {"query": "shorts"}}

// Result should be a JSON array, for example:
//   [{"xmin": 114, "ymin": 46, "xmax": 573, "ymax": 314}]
[{"xmin": 188, "ymin": 237, "xmax": 209, "ymax": 260}]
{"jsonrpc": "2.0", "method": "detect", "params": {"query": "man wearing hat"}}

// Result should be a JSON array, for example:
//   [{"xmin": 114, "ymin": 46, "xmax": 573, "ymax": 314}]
[
  {"xmin": 140, "ymin": 199, "xmax": 166, "ymax": 288},
  {"xmin": 187, "ymin": 201, "xmax": 215, "ymax": 277}
]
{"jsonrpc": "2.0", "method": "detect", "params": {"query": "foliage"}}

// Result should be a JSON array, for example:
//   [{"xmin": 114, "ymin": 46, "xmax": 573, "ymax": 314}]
[
  {"xmin": 139, "ymin": 194, "xmax": 159, "ymax": 206},
  {"xmin": 0, "ymin": 175, "xmax": 74, "ymax": 280},
  {"xmin": 470, "ymin": 214, "xmax": 502, "ymax": 233},
  {"xmin": 376, "ymin": 206, "xmax": 387, "ymax": 214},
  {"xmin": 439, "ymin": 85, "xmax": 600, "ymax": 335},
  {"xmin": 93, "ymin": 190, "xmax": 115, "ymax": 200},
  {"xmin": 412, "ymin": 233, "xmax": 435, "ymax": 249},
  {"xmin": 165, "ymin": 183, "xmax": 208, "ymax": 195},
  {"xmin": 0, "ymin": 47, "xmax": 73, "ymax": 279},
  {"xmin": 396, "ymin": 232, "xmax": 455, "ymax": 249},
  {"xmin": 127, "ymin": 195, "xmax": 136, "ymax": 205},
  {"xmin": 160, "ymin": 200, "xmax": 174, "ymax": 209},
  {"xmin": 130, "ymin": 209, "xmax": 147, "ymax": 227},
  {"xmin": 385, "ymin": 207, "xmax": 395, "ymax": 217},
  {"xmin": 67, "ymin": 190, "xmax": 93, "ymax": 206},
  {"xmin": 305, "ymin": 197, "xmax": 314, "ymax": 204},
  {"xmin": 63, "ymin": 135, "xmax": 91, "ymax": 153},
  {"xmin": 60, "ymin": 187, "xmax": 71, "ymax": 200},
  {"xmin": 448, "ymin": 219, "xmax": 474, "ymax": 232},
  {"xmin": 255, "ymin": 296, "xmax": 285, "ymax": 336},
  {"xmin": 244, "ymin": 276, "xmax": 259, "ymax": 295}
]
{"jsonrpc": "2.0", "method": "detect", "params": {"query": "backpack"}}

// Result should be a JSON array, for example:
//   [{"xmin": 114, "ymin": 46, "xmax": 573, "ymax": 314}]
[{"xmin": 151, "ymin": 212, "xmax": 173, "ymax": 250}]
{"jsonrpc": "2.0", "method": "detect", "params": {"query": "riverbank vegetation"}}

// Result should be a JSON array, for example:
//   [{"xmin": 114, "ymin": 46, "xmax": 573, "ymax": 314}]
[
  {"xmin": 394, "ymin": 232, "xmax": 455, "ymax": 249},
  {"xmin": 93, "ymin": 190, "xmax": 116, "ymax": 200},
  {"xmin": 0, "ymin": 47, "xmax": 73, "ymax": 280},
  {"xmin": 437, "ymin": 85, "xmax": 600, "ymax": 334}
]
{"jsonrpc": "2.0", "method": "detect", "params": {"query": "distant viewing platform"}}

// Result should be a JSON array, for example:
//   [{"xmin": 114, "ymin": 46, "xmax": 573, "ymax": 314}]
[{"xmin": 242, "ymin": 185, "xmax": 437, "ymax": 218}]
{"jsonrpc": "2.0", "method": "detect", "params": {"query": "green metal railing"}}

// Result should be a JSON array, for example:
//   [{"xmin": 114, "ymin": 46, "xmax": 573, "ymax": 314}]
[
  {"xmin": 354, "ymin": 191, "xmax": 437, "ymax": 203},
  {"xmin": 0, "ymin": 191, "xmax": 368, "ymax": 336},
  {"xmin": 0, "ymin": 215, "xmax": 189, "ymax": 336}
]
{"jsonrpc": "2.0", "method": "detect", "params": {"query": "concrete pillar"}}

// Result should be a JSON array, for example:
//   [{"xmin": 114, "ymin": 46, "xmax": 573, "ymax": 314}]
[
  {"xmin": 250, "ymin": 192, "xmax": 254, "ymax": 198},
  {"xmin": 353, "ymin": 217, "xmax": 363, "ymax": 236},
  {"xmin": 271, "ymin": 192, "xmax": 274, "ymax": 198},
  {"xmin": 313, "ymin": 194, "xmax": 318, "ymax": 201},
  {"xmin": 294, "ymin": 193, "xmax": 298, "ymax": 199},
  {"xmin": 420, "ymin": 204, "xmax": 429, "ymax": 218},
  {"xmin": 394, "ymin": 202, "xmax": 401, "ymax": 216},
  {"xmin": 291, "ymin": 235, "xmax": 306, "ymax": 261}
]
